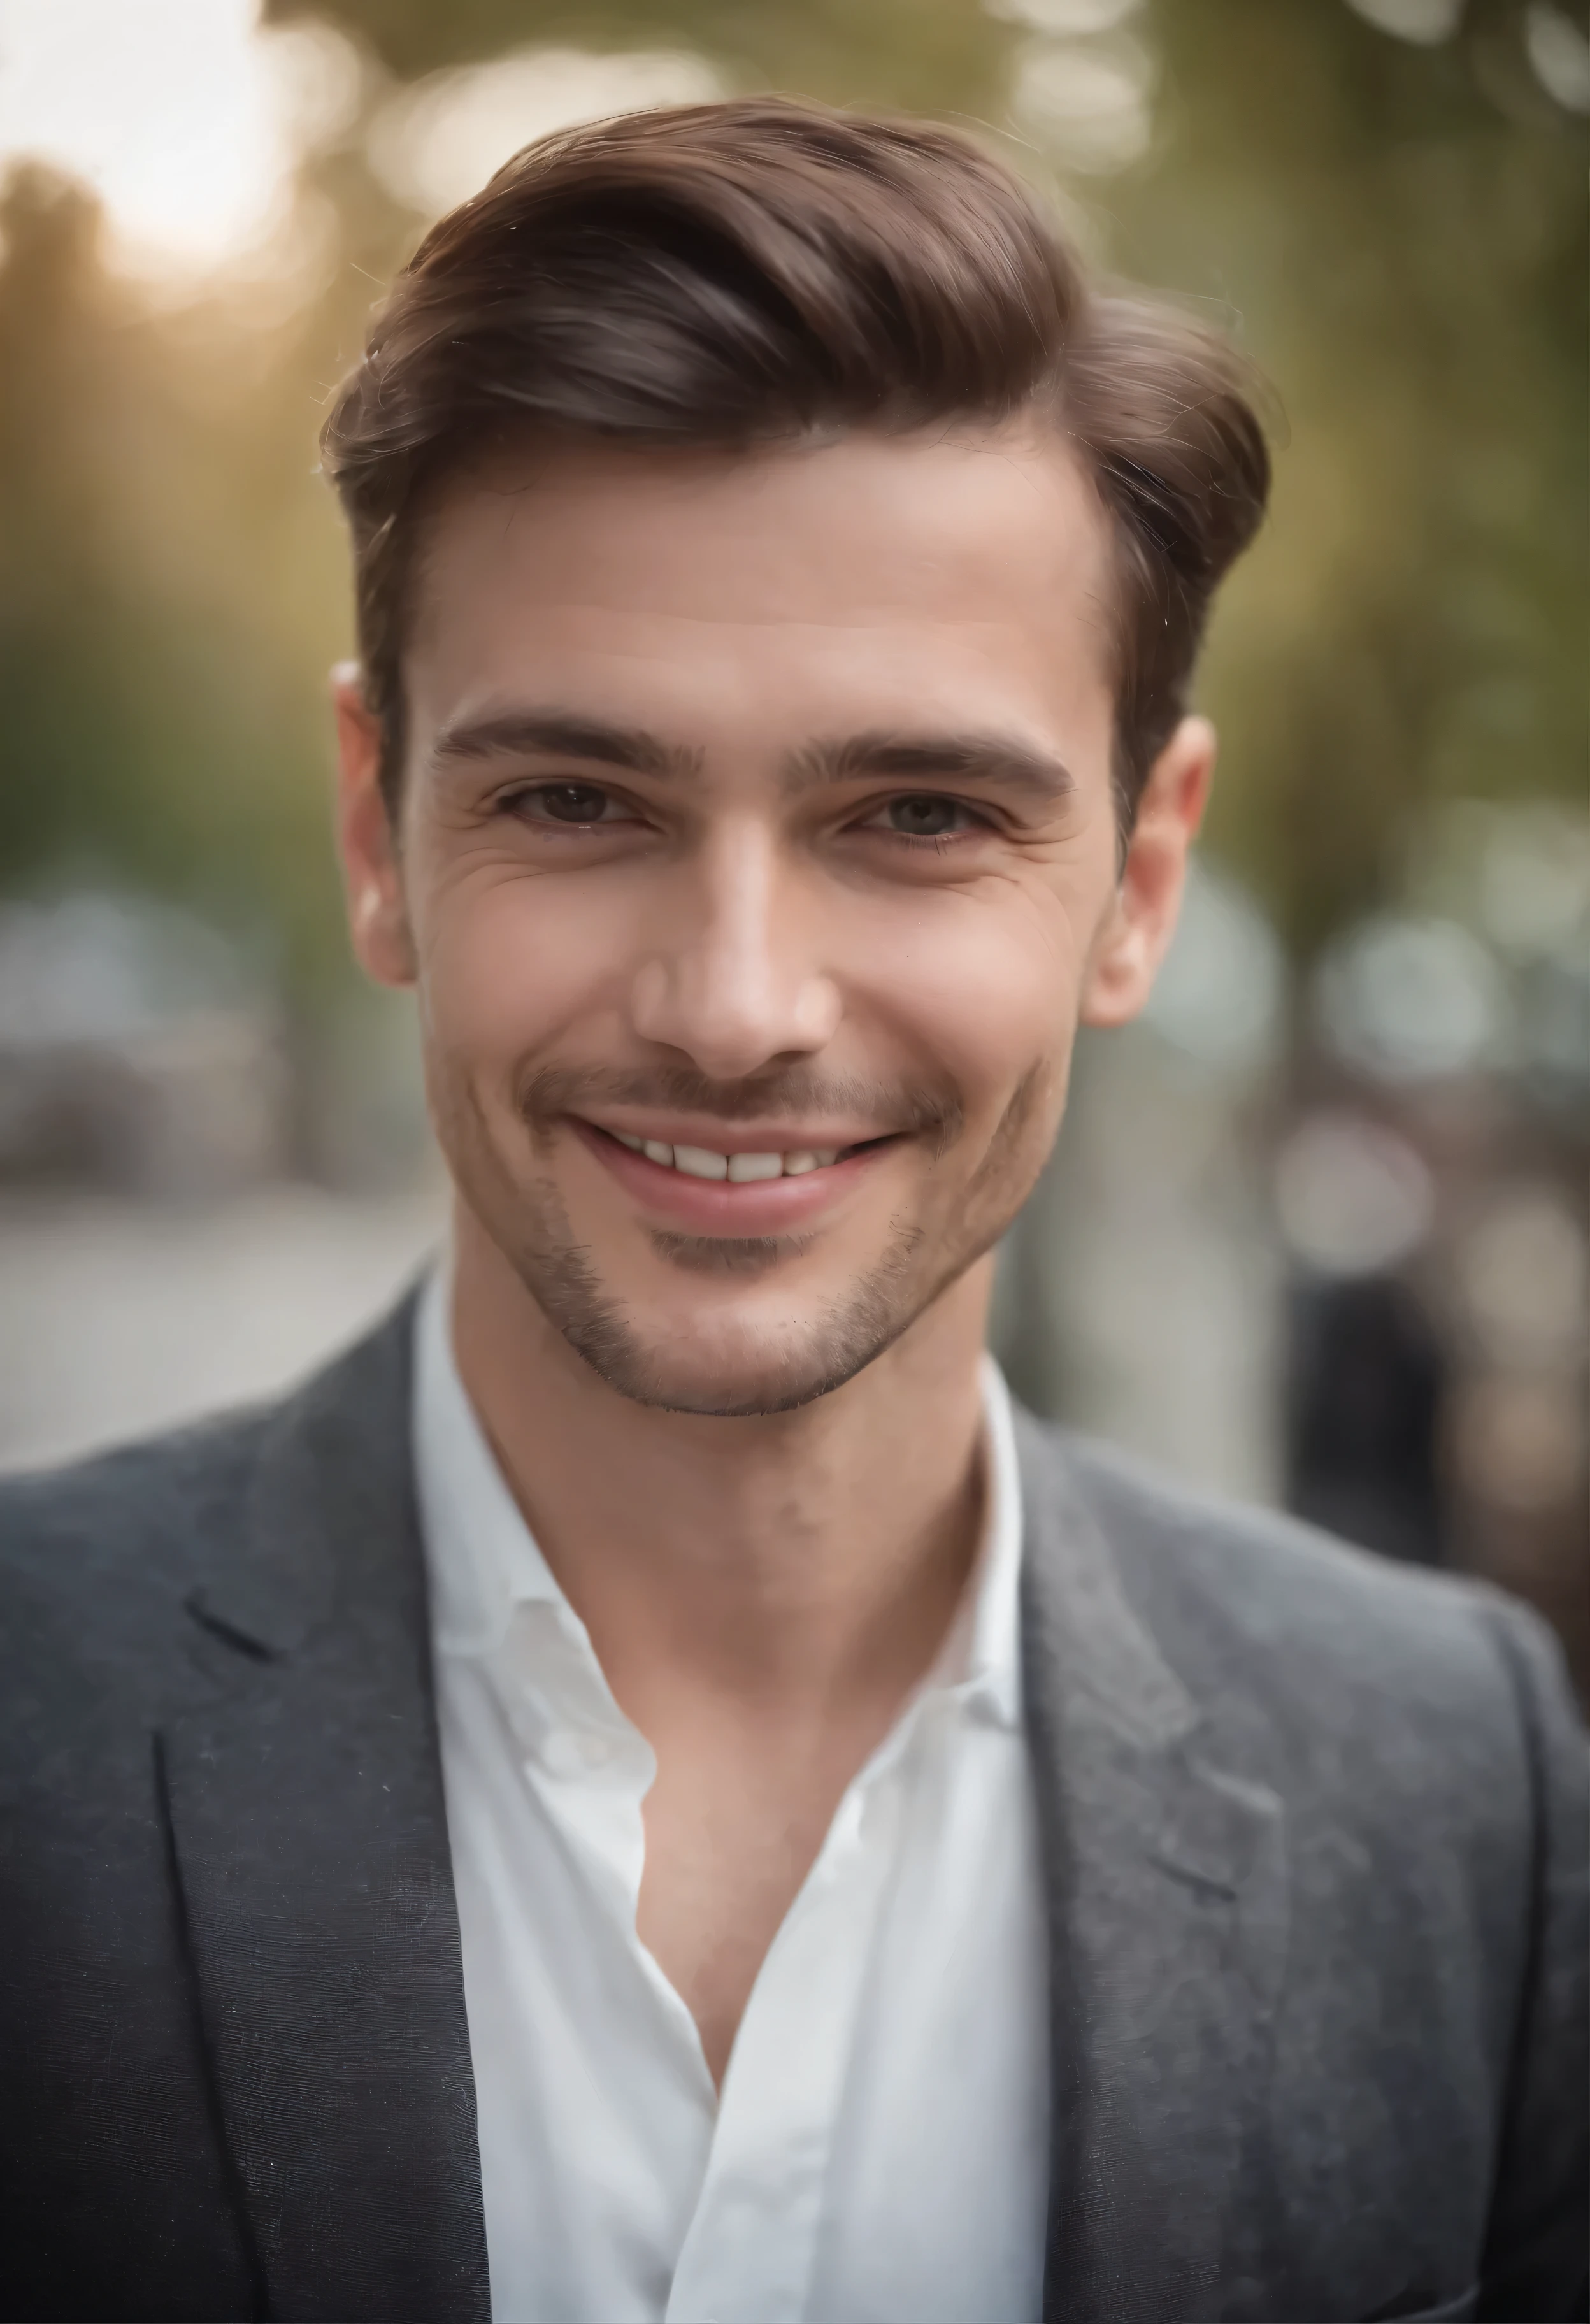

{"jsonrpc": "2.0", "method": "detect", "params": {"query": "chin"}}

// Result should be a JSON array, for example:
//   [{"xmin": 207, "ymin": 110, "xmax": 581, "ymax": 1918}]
[
  {"xmin": 575, "ymin": 1300, "xmax": 892, "ymax": 1418},
  {"xmin": 526, "ymin": 1239, "xmax": 926, "ymax": 1416},
  {"xmin": 484, "ymin": 1169, "xmax": 940, "ymax": 1416}
]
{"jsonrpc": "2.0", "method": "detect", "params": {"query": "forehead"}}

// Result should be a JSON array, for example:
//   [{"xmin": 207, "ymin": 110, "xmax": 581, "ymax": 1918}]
[{"xmin": 406, "ymin": 425, "xmax": 1117, "ymax": 740}]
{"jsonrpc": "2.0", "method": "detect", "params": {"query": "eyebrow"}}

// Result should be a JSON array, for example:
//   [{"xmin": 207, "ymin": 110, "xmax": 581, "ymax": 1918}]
[
  {"xmin": 784, "ymin": 729, "xmax": 1076, "ymax": 805},
  {"xmin": 429, "ymin": 710, "xmax": 702, "ymax": 780},
  {"xmin": 429, "ymin": 708, "xmax": 1074, "ymax": 805}
]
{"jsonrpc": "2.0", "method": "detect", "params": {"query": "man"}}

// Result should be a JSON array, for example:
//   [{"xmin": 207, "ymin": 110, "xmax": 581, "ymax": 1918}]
[{"xmin": 0, "ymin": 100, "xmax": 1582, "ymax": 2324}]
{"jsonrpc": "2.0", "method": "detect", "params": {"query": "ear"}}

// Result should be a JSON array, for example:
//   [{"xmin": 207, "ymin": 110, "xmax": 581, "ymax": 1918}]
[
  {"xmin": 332, "ymin": 662, "xmax": 416, "ymax": 989},
  {"xmin": 1080, "ymin": 715, "xmax": 1215, "ymax": 1029}
]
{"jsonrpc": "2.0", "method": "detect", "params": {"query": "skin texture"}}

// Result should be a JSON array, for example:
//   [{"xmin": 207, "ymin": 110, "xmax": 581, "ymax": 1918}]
[{"xmin": 335, "ymin": 425, "xmax": 1212, "ymax": 2081}]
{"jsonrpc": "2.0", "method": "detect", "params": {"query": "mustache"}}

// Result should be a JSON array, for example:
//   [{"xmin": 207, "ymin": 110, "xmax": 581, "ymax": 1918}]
[{"xmin": 514, "ymin": 1062, "xmax": 963, "ymax": 1149}]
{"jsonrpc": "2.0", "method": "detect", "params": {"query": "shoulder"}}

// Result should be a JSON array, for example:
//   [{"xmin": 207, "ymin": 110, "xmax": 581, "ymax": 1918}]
[
  {"xmin": 0, "ymin": 1401, "xmax": 282, "ymax": 1689},
  {"xmin": 0, "ymin": 1293, "xmax": 418, "ymax": 1619},
  {"xmin": 1018, "ymin": 1411, "xmax": 1585, "ymax": 1809},
  {"xmin": 0, "ymin": 1293, "xmax": 416, "ymax": 1696}
]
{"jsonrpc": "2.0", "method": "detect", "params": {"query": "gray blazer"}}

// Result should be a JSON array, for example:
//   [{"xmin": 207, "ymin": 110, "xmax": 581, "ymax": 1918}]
[{"xmin": 0, "ymin": 1295, "xmax": 1583, "ymax": 2323}]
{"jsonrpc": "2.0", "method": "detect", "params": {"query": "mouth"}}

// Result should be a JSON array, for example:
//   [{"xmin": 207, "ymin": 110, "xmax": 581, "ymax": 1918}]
[
  {"xmin": 602, "ymin": 1130, "xmax": 885, "ymax": 1181},
  {"xmin": 570, "ymin": 1117, "xmax": 903, "ymax": 1233}
]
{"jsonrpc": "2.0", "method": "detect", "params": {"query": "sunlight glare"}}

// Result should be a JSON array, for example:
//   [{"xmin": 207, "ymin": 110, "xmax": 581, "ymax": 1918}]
[
  {"xmin": 0, "ymin": 0, "xmax": 359, "ymax": 275},
  {"xmin": 367, "ymin": 46, "xmax": 723, "ymax": 219}
]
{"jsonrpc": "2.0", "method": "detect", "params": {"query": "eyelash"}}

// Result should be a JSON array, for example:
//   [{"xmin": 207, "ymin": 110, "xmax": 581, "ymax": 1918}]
[
  {"xmin": 496, "ymin": 782, "xmax": 996, "ymax": 845},
  {"xmin": 862, "ymin": 798, "xmax": 992, "ymax": 845},
  {"xmin": 501, "ymin": 782, "xmax": 634, "ymax": 827}
]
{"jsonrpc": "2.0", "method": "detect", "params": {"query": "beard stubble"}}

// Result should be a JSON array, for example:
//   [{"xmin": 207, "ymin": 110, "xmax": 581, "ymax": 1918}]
[{"xmin": 435, "ymin": 1055, "xmax": 1049, "ymax": 1417}]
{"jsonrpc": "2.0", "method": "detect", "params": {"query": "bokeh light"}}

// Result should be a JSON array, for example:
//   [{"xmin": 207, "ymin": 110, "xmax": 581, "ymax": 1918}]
[{"xmin": 0, "ymin": 0, "xmax": 359, "ymax": 275}]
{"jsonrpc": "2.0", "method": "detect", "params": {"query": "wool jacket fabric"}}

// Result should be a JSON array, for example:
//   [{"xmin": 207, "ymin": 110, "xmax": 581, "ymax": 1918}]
[{"xmin": 0, "ymin": 1294, "xmax": 1584, "ymax": 2323}]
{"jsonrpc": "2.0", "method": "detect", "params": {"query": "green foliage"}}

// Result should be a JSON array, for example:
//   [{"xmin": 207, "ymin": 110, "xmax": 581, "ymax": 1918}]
[
  {"xmin": 1119, "ymin": 0, "xmax": 1588, "ymax": 954},
  {"xmin": 0, "ymin": 168, "xmax": 350, "ymax": 986}
]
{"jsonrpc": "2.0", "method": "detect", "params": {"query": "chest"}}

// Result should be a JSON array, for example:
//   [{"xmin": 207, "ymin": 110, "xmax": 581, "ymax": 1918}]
[
  {"xmin": 436, "ymin": 1659, "xmax": 1049, "ymax": 2324},
  {"xmin": 634, "ymin": 1718, "xmax": 886, "ymax": 2085}
]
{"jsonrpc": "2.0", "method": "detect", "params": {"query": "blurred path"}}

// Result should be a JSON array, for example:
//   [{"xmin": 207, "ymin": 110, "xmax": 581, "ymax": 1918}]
[{"xmin": 0, "ymin": 1184, "xmax": 446, "ymax": 1472}]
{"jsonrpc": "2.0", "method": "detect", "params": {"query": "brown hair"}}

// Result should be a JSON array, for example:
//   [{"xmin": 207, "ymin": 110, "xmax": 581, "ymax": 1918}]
[{"xmin": 322, "ymin": 98, "xmax": 1270, "ymax": 821}]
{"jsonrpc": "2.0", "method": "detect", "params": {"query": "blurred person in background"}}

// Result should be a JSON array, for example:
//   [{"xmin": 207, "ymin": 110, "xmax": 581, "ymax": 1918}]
[
  {"xmin": 1286, "ymin": 1270, "xmax": 1449, "ymax": 1567},
  {"xmin": 0, "ymin": 99, "xmax": 1584, "ymax": 2324}
]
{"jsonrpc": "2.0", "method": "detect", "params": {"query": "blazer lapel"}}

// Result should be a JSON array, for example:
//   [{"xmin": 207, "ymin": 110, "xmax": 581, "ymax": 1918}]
[
  {"xmin": 1017, "ymin": 1416, "xmax": 1288, "ymax": 2324},
  {"xmin": 159, "ymin": 1300, "xmax": 491, "ymax": 2323}
]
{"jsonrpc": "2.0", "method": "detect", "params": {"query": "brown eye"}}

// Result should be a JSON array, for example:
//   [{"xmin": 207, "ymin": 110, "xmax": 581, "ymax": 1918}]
[
  {"xmin": 529, "ymin": 782, "xmax": 612, "ymax": 823},
  {"xmin": 885, "ymin": 794, "xmax": 965, "ymax": 838}
]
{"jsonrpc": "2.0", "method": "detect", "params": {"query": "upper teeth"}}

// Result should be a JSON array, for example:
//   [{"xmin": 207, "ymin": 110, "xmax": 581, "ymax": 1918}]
[{"xmin": 613, "ymin": 1134, "xmax": 841, "ymax": 1179}]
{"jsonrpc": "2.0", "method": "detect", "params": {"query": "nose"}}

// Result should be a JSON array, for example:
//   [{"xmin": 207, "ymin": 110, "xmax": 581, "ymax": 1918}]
[{"xmin": 629, "ymin": 819, "xmax": 841, "ymax": 1079}]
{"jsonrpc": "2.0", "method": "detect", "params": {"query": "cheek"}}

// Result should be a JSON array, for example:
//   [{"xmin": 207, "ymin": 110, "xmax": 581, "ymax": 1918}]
[
  {"xmin": 412, "ymin": 859, "xmax": 634, "ymax": 1072},
  {"xmin": 850, "ymin": 878, "xmax": 1090, "ymax": 1117}
]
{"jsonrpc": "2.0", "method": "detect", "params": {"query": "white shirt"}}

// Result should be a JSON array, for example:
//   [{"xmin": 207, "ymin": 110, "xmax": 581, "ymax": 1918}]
[{"xmin": 412, "ymin": 1271, "xmax": 1049, "ymax": 2324}]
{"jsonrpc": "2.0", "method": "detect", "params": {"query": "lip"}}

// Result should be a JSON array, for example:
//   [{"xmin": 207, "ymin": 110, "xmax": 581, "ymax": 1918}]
[
  {"xmin": 572, "ymin": 1118, "xmax": 897, "ymax": 1234},
  {"xmin": 578, "ymin": 1112, "xmax": 895, "ymax": 1157}
]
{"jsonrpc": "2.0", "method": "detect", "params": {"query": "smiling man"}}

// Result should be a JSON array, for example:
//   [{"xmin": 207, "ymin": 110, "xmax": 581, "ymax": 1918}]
[{"xmin": 1, "ymin": 101, "xmax": 1585, "ymax": 2324}]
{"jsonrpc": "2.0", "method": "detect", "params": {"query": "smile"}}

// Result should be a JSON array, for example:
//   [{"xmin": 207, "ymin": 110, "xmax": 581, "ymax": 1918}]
[
  {"xmin": 608, "ymin": 1135, "xmax": 847, "ymax": 1182},
  {"xmin": 573, "ymin": 1117, "xmax": 899, "ymax": 1231}
]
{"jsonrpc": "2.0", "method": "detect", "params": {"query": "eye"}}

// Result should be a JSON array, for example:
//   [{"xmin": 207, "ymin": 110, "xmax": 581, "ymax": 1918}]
[
  {"xmin": 865, "ymin": 793, "xmax": 985, "ymax": 840},
  {"xmin": 510, "ymin": 781, "xmax": 633, "ymax": 826}
]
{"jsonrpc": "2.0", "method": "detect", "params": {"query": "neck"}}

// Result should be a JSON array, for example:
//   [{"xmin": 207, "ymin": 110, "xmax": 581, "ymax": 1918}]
[{"xmin": 447, "ymin": 1200, "xmax": 993, "ymax": 1733}]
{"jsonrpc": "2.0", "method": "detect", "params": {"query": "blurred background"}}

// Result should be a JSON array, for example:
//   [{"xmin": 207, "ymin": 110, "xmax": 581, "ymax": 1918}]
[{"xmin": 0, "ymin": 0, "xmax": 1584, "ymax": 1687}]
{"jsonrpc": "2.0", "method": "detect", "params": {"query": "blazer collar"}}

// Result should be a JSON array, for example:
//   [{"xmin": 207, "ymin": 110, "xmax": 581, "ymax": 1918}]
[
  {"xmin": 1015, "ymin": 1409, "xmax": 1289, "ymax": 2324},
  {"xmin": 159, "ymin": 1293, "xmax": 492, "ymax": 2323}
]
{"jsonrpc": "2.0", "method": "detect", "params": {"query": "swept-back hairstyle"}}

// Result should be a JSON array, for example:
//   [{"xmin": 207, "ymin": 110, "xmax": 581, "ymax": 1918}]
[{"xmin": 321, "ymin": 98, "xmax": 1270, "ymax": 818}]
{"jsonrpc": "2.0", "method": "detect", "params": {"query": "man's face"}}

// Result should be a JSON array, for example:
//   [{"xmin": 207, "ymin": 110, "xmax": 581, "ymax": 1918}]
[{"xmin": 338, "ymin": 426, "xmax": 1207, "ymax": 1414}]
